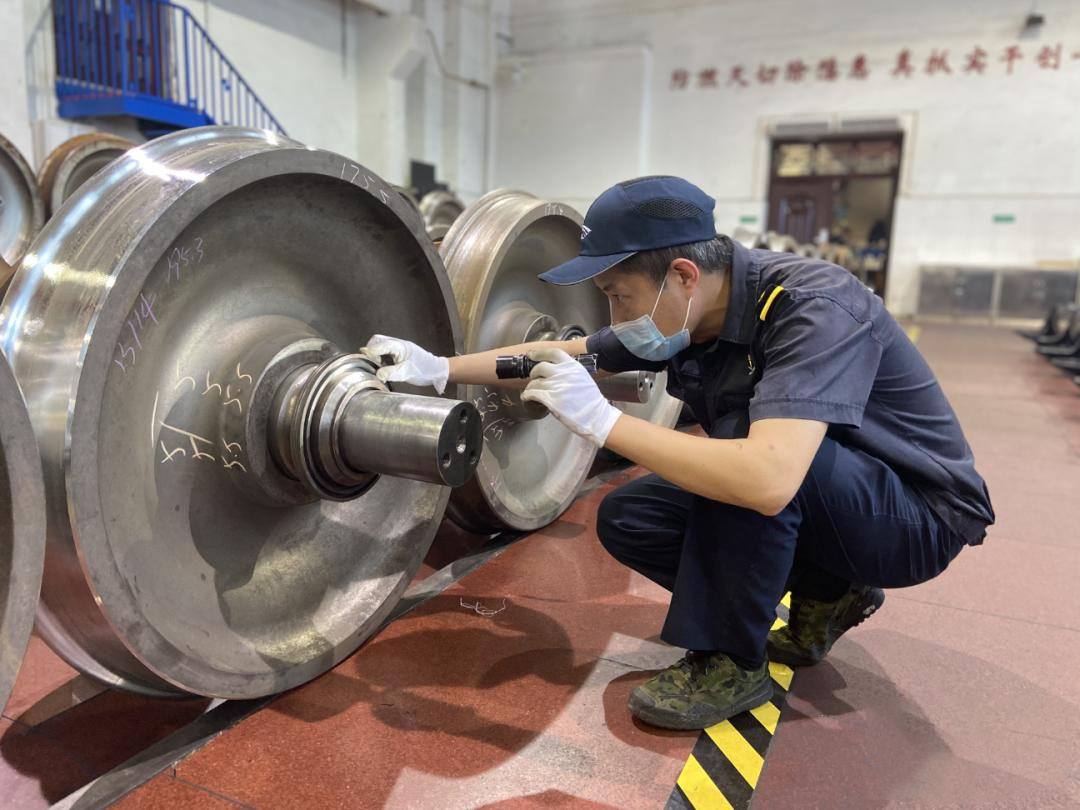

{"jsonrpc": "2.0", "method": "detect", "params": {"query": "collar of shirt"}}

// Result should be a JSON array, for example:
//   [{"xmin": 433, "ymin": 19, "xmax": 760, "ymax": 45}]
[{"xmin": 700, "ymin": 239, "xmax": 761, "ymax": 348}]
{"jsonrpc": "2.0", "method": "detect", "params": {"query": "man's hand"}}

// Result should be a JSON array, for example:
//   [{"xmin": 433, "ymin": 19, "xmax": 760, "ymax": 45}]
[
  {"xmin": 360, "ymin": 335, "xmax": 450, "ymax": 394},
  {"xmin": 521, "ymin": 347, "xmax": 622, "ymax": 447}
]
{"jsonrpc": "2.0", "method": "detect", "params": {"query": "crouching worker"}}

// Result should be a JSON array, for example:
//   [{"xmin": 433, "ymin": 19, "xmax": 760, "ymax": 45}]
[{"xmin": 362, "ymin": 176, "xmax": 994, "ymax": 730}]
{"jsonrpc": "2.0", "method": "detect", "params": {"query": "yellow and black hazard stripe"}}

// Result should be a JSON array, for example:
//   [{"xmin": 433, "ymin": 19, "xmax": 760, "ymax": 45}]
[{"xmin": 666, "ymin": 594, "xmax": 794, "ymax": 810}]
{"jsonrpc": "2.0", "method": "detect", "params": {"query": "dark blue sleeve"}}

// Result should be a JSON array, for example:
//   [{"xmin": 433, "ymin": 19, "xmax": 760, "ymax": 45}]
[
  {"xmin": 749, "ymin": 296, "xmax": 883, "ymax": 427},
  {"xmin": 585, "ymin": 326, "xmax": 668, "ymax": 373}
]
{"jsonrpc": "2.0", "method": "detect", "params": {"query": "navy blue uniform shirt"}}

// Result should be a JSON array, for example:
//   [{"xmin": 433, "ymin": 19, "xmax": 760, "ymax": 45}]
[{"xmin": 587, "ymin": 239, "xmax": 995, "ymax": 544}]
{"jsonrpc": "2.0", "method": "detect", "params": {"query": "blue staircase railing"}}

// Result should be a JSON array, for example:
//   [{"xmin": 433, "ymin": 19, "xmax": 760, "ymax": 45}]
[{"xmin": 53, "ymin": 0, "xmax": 286, "ymax": 135}]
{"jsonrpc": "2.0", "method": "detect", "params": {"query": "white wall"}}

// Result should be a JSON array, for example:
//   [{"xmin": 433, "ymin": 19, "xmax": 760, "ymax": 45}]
[
  {"xmin": 495, "ymin": 0, "xmax": 1080, "ymax": 315},
  {"xmin": 494, "ymin": 44, "xmax": 651, "ymax": 210},
  {"xmin": 6, "ymin": 0, "xmax": 1075, "ymax": 312},
  {"xmin": 175, "ymin": 0, "xmax": 361, "ymax": 156},
  {"xmin": 2, "ymin": 0, "xmax": 496, "ymax": 198},
  {"xmin": 1, "ymin": 0, "xmax": 33, "ymax": 159},
  {"xmin": 173, "ymin": 0, "xmax": 496, "ymax": 195},
  {"xmin": 438, "ymin": 0, "xmax": 495, "ymax": 198}
]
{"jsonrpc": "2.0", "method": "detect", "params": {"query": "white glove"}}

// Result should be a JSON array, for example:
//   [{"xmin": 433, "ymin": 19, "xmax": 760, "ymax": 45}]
[
  {"xmin": 360, "ymin": 334, "xmax": 450, "ymax": 394},
  {"xmin": 521, "ymin": 347, "xmax": 622, "ymax": 447}
]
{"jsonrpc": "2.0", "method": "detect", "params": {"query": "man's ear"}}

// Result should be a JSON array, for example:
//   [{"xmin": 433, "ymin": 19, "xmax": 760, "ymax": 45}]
[{"xmin": 669, "ymin": 257, "xmax": 701, "ymax": 291}]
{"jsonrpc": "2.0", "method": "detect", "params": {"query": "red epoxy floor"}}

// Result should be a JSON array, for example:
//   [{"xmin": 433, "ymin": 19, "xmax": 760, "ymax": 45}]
[{"xmin": 3, "ymin": 323, "xmax": 1079, "ymax": 809}]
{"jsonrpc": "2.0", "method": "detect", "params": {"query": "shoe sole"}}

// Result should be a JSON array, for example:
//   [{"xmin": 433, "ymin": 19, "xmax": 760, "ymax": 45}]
[
  {"xmin": 628, "ymin": 678, "xmax": 774, "ymax": 731},
  {"xmin": 767, "ymin": 587, "xmax": 886, "ymax": 668}
]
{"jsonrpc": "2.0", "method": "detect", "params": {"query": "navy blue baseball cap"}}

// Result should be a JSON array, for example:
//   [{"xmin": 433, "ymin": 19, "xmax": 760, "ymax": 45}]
[{"xmin": 538, "ymin": 175, "xmax": 717, "ymax": 285}]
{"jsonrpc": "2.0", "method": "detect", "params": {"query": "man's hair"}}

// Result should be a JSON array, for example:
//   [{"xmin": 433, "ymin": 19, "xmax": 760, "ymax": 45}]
[{"xmin": 618, "ymin": 235, "xmax": 733, "ymax": 285}]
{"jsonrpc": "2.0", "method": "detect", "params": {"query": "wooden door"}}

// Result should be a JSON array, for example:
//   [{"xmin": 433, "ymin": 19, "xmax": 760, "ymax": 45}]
[{"xmin": 767, "ymin": 178, "xmax": 833, "ymax": 244}]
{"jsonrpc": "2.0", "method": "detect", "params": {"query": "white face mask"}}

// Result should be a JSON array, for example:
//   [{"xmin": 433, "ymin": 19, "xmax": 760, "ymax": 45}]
[{"xmin": 610, "ymin": 276, "xmax": 692, "ymax": 361}]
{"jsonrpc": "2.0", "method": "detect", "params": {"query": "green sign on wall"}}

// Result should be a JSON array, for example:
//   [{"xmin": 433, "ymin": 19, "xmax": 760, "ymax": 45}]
[{"xmin": 992, "ymin": 213, "xmax": 1016, "ymax": 224}]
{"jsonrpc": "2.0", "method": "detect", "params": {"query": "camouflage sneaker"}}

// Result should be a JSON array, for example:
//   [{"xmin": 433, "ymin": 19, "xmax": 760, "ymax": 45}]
[
  {"xmin": 767, "ymin": 584, "xmax": 885, "ymax": 667},
  {"xmin": 628, "ymin": 652, "xmax": 773, "ymax": 730}
]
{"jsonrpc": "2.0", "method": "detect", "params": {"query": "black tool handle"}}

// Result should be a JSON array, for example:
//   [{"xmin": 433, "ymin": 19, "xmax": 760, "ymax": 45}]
[{"xmin": 495, "ymin": 353, "xmax": 599, "ymax": 379}]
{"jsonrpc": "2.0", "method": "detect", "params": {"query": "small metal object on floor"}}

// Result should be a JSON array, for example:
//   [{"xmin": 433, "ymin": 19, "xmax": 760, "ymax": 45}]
[{"xmin": 666, "ymin": 595, "xmax": 795, "ymax": 810}]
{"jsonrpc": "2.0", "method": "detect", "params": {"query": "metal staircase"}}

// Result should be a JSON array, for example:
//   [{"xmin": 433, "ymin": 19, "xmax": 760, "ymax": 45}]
[{"xmin": 53, "ymin": 0, "xmax": 286, "ymax": 136}]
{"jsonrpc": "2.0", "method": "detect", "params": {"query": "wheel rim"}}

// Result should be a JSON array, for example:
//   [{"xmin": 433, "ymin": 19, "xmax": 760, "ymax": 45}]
[
  {"xmin": 37, "ymin": 133, "xmax": 135, "ymax": 219},
  {"xmin": 0, "ymin": 132, "xmax": 44, "ymax": 267},
  {"xmin": 0, "ymin": 351, "xmax": 46, "ymax": 714},
  {"xmin": 419, "ymin": 190, "xmax": 465, "ymax": 233}
]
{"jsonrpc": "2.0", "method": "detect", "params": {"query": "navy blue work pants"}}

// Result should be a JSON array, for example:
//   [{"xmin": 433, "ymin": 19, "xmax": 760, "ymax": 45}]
[{"xmin": 595, "ymin": 428, "xmax": 967, "ymax": 668}]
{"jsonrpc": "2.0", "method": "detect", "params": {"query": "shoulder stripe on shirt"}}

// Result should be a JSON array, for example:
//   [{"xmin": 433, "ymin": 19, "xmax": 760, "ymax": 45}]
[{"xmin": 757, "ymin": 284, "xmax": 786, "ymax": 322}]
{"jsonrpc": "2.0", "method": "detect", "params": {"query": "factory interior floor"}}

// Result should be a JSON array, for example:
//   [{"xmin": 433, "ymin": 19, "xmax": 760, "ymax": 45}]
[{"xmin": 2, "ymin": 322, "xmax": 1078, "ymax": 809}]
